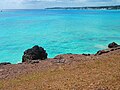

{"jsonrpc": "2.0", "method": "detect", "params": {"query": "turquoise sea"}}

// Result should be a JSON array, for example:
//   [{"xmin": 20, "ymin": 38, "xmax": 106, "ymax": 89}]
[{"xmin": 0, "ymin": 9, "xmax": 120, "ymax": 64}]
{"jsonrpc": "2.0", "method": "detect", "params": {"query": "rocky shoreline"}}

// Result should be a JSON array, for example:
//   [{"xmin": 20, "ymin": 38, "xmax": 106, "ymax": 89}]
[
  {"xmin": 0, "ymin": 42, "xmax": 120, "ymax": 80},
  {"xmin": 0, "ymin": 42, "xmax": 120, "ymax": 65}
]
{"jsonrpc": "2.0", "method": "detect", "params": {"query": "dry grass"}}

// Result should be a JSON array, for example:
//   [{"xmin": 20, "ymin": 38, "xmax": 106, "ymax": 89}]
[{"xmin": 0, "ymin": 54, "xmax": 120, "ymax": 90}]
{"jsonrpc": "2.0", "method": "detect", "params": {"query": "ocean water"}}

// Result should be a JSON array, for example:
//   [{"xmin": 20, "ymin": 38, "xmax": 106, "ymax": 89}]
[{"xmin": 0, "ymin": 9, "xmax": 120, "ymax": 64}]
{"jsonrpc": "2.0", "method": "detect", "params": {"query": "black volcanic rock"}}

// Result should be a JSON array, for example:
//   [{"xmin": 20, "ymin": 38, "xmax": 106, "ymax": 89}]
[
  {"xmin": 108, "ymin": 42, "xmax": 118, "ymax": 48},
  {"xmin": 95, "ymin": 50, "xmax": 110, "ymax": 55},
  {"xmin": 0, "ymin": 62, "xmax": 11, "ymax": 65},
  {"xmin": 82, "ymin": 54, "xmax": 90, "ymax": 56},
  {"xmin": 22, "ymin": 45, "xmax": 47, "ymax": 63},
  {"xmin": 95, "ymin": 42, "xmax": 120, "ymax": 55}
]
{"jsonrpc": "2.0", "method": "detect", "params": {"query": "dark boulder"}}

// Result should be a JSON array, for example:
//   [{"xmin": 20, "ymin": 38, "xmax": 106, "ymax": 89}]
[
  {"xmin": 22, "ymin": 45, "xmax": 47, "ymax": 63},
  {"xmin": 0, "ymin": 62, "xmax": 11, "ymax": 65},
  {"xmin": 108, "ymin": 42, "xmax": 118, "ymax": 48},
  {"xmin": 82, "ymin": 53, "xmax": 90, "ymax": 56}
]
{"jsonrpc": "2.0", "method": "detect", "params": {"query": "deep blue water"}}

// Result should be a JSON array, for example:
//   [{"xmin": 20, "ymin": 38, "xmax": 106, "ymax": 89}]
[{"xmin": 0, "ymin": 9, "xmax": 120, "ymax": 64}]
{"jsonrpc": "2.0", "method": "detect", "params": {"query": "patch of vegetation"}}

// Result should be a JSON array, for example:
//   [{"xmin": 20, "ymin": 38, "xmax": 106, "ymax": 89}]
[{"xmin": 46, "ymin": 5, "xmax": 120, "ymax": 10}]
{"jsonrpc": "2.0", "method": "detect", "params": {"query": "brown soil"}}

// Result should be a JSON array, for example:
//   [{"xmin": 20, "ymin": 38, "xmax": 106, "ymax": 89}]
[{"xmin": 0, "ymin": 49, "xmax": 120, "ymax": 90}]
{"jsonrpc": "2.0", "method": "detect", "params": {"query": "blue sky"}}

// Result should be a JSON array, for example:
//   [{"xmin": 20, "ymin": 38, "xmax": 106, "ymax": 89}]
[{"xmin": 0, "ymin": 0, "xmax": 120, "ymax": 9}]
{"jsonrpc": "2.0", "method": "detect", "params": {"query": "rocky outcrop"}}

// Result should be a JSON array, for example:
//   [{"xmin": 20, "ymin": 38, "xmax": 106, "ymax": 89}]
[
  {"xmin": 108, "ymin": 42, "xmax": 119, "ymax": 48},
  {"xmin": 82, "ymin": 54, "xmax": 90, "ymax": 56},
  {"xmin": 22, "ymin": 45, "xmax": 47, "ymax": 63},
  {"xmin": 0, "ymin": 62, "xmax": 11, "ymax": 65},
  {"xmin": 95, "ymin": 42, "xmax": 120, "ymax": 55},
  {"xmin": 95, "ymin": 50, "xmax": 110, "ymax": 55}
]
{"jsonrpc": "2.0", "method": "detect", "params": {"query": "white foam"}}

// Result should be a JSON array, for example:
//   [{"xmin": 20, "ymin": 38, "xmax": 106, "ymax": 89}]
[{"xmin": 95, "ymin": 44, "xmax": 107, "ymax": 49}]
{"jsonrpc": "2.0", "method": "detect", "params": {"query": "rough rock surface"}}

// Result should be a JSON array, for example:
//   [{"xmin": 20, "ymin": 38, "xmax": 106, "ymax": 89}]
[
  {"xmin": 95, "ymin": 42, "xmax": 120, "ymax": 55},
  {"xmin": 95, "ymin": 50, "xmax": 110, "ymax": 55},
  {"xmin": 0, "ymin": 62, "xmax": 11, "ymax": 66},
  {"xmin": 22, "ymin": 45, "xmax": 47, "ymax": 63},
  {"xmin": 108, "ymin": 42, "xmax": 119, "ymax": 48}
]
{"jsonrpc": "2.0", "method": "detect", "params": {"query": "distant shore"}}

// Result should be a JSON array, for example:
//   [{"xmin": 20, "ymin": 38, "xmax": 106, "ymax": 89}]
[{"xmin": 46, "ymin": 5, "xmax": 120, "ymax": 10}]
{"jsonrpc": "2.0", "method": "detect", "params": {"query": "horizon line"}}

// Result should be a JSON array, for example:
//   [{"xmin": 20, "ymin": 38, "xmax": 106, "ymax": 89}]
[{"xmin": 1, "ymin": 4, "xmax": 120, "ymax": 10}]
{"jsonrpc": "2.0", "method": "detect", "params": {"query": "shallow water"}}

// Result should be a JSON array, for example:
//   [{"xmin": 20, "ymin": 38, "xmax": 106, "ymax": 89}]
[{"xmin": 0, "ymin": 9, "xmax": 120, "ymax": 63}]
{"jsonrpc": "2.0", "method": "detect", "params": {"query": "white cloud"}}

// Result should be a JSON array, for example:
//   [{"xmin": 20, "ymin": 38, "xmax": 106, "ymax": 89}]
[{"xmin": 0, "ymin": 0, "xmax": 120, "ymax": 9}]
